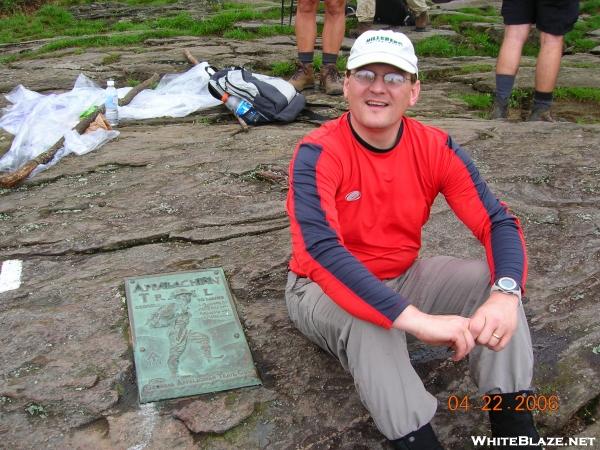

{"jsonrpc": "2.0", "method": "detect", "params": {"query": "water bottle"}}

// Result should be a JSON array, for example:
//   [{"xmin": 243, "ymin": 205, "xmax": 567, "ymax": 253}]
[
  {"xmin": 105, "ymin": 79, "xmax": 119, "ymax": 127},
  {"xmin": 221, "ymin": 93, "xmax": 262, "ymax": 124}
]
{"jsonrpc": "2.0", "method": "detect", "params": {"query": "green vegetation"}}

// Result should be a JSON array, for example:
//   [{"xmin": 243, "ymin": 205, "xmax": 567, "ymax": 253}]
[
  {"xmin": 458, "ymin": 92, "xmax": 493, "ymax": 110},
  {"xmin": 580, "ymin": 0, "xmax": 600, "ymax": 14},
  {"xmin": 25, "ymin": 403, "xmax": 48, "ymax": 418},
  {"xmin": 415, "ymin": 33, "xmax": 498, "ymax": 58},
  {"xmin": 256, "ymin": 24, "xmax": 294, "ymax": 37},
  {"xmin": 0, "ymin": 5, "xmax": 287, "ymax": 63},
  {"xmin": 223, "ymin": 24, "xmax": 294, "ymax": 40},
  {"xmin": 101, "ymin": 52, "xmax": 120, "ymax": 65},
  {"xmin": 0, "ymin": 4, "xmax": 105, "ymax": 42},
  {"xmin": 431, "ymin": 12, "xmax": 499, "ymax": 30},
  {"xmin": 223, "ymin": 28, "xmax": 255, "ymax": 40},
  {"xmin": 508, "ymin": 88, "xmax": 530, "ymax": 109},
  {"xmin": 459, "ymin": 63, "xmax": 494, "ymax": 74},
  {"xmin": 455, "ymin": 6, "xmax": 498, "ymax": 16},
  {"xmin": 554, "ymin": 87, "xmax": 600, "ymax": 104},
  {"xmin": 1, "ymin": 0, "xmax": 177, "ymax": 13},
  {"xmin": 271, "ymin": 60, "xmax": 296, "ymax": 78}
]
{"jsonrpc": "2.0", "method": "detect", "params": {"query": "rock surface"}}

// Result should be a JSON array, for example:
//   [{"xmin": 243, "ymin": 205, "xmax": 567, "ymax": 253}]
[{"xmin": 1, "ymin": 1, "xmax": 599, "ymax": 449}]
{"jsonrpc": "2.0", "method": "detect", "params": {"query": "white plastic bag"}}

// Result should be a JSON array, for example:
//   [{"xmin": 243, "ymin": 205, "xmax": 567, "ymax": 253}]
[
  {"xmin": 119, "ymin": 62, "xmax": 221, "ymax": 120},
  {"xmin": 0, "ymin": 63, "xmax": 221, "ymax": 177}
]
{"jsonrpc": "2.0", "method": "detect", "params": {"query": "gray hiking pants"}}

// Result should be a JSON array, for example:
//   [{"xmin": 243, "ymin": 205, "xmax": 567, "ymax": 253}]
[{"xmin": 285, "ymin": 256, "xmax": 534, "ymax": 440}]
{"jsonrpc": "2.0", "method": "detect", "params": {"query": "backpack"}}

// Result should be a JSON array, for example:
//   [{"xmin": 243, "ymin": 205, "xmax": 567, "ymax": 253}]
[
  {"xmin": 374, "ymin": 0, "xmax": 414, "ymax": 26},
  {"xmin": 207, "ymin": 66, "xmax": 306, "ymax": 124}
]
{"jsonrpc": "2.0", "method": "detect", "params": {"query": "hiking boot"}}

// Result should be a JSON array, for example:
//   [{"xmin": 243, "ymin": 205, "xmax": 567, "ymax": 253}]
[
  {"xmin": 490, "ymin": 100, "xmax": 509, "ymax": 120},
  {"xmin": 527, "ymin": 106, "xmax": 554, "ymax": 122},
  {"xmin": 390, "ymin": 423, "xmax": 444, "ymax": 450},
  {"xmin": 349, "ymin": 20, "xmax": 373, "ymax": 39},
  {"xmin": 489, "ymin": 391, "xmax": 542, "ymax": 449},
  {"xmin": 320, "ymin": 64, "xmax": 343, "ymax": 96},
  {"xmin": 289, "ymin": 62, "xmax": 315, "ymax": 92},
  {"xmin": 414, "ymin": 11, "xmax": 429, "ymax": 32}
]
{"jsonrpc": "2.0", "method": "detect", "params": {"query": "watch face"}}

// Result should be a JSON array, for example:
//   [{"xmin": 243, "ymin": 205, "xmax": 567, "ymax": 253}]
[{"xmin": 498, "ymin": 277, "xmax": 518, "ymax": 291}]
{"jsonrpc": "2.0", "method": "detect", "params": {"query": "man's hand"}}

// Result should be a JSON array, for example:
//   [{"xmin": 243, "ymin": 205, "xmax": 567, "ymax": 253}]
[
  {"xmin": 393, "ymin": 305, "xmax": 475, "ymax": 361},
  {"xmin": 469, "ymin": 291, "xmax": 519, "ymax": 351}
]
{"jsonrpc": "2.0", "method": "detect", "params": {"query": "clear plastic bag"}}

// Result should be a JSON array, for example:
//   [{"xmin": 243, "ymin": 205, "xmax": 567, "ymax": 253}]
[
  {"xmin": 0, "ymin": 63, "xmax": 221, "ymax": 176},
  {"xmin": 119, "ymin": 62, "xmax": 220, "ymax": 120}
]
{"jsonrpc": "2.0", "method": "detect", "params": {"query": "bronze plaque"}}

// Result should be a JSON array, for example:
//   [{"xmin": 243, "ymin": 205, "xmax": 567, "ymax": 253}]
[{"xmin": 125, "ymin": 268, "xmax": 261, "ymax": 403}]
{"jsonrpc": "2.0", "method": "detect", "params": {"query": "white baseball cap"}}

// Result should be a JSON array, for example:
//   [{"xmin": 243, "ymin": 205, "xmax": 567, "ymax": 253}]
[{"xmin": 347, "ymin": 30, "xmax": 418, "ymax": 75}]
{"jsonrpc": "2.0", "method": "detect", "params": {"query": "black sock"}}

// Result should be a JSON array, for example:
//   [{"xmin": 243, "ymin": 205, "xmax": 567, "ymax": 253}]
[
  {"xmin": 532, "ymin": 90, "xmax": 553, "ymax": 110},
  {"xmin": 298, "ymin": 52, "xmax": 314, "ymax": 65},
  {"xmin": 322, "ymin": 52, "xmax": 338, "ymax": 66},
  {"xmin": 495, "ymin": 74, "xmax": 516, "ymax": 104}
]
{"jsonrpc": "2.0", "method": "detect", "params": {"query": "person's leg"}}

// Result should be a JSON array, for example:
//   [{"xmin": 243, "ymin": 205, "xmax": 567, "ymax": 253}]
[
  {"xmin": 356, "ymin": 0, "xmax": 375, "ymax": 24},
  {"xmin": 405, "ymin": 0, "xmax": 429, "ymax": 31},
  {"xmin": 525, "ymin": 32, "xmax": 563, "ymax": 121},
  {"xmin": 491, "ymin": 24, "xmax": 531, "ymax": 119},
  {"xmin": 295, "ymin": 0, "xmax": 319, "ymax": 53},
  {"xmin": 289, "ymin": 0, "xmax": 319, "ymax": 91},
  {"xmin": 387, "ymin": 256, "xmax": 534, "ymax": 394},
  {"xmin": 388, "ymin": 256, "xmax": 538, "ymax": 446},
  {"xmin": 496, "ymin": 24, "xmax": 532, "ymax": 77},
  {"xmin": 320, "ymin": 0, "xmax": 345, "ymax": 95},
  {"xmin": 491, "ymin": 0, "xmax": 535, "ymax": 119},
  {"xmin": 528, "ymin": 0, "xmax": 579, "ymax": 121},
  {"xmin": 404, "ymin": 0, "xmax": 428, "ymax": 15},
  {"xmin": 350, "ymin": 0, "xmax": 375, "ymax": 38},
  {"xmin": 285, "ymin": 272, "xmax": 439, "ymax": 445}
]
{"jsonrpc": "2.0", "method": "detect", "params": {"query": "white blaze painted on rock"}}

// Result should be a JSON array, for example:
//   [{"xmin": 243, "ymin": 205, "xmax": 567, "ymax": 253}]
[
  {"xmin": 0, "ymin": 260, "xmax": 22, "ymax": 293},
  {"xmin": 127, "ymin": 402, "xmax": 157, "ymax": 450}
]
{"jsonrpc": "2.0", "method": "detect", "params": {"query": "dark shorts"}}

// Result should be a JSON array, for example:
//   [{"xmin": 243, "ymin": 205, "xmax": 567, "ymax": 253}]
[{"xmin": 501, "ymin": 0, "xmax": 579, "ymax": 36}]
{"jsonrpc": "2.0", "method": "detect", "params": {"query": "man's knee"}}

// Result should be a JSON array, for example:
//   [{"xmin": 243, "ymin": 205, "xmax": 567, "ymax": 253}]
[
  {"xmin": 502, "ymin": 24, "xmax": 530, "ymax": 43},
  {"xmin": 470, "ymin": 260, "xmax": 491, "ymax": 285},
  {"xmin": 539, "ymin": 32, "xmax": 564, "ymax": 49},
  {"xmin": 323, "ymin": 0, "xmax": 346, "ymax": 15},
  {"xmin": 297, "ymin": 0, "xmax": 319, "ymax": 14}
]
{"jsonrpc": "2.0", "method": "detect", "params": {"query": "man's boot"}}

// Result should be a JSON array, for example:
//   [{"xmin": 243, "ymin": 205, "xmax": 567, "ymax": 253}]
[
  {"xmin": 490, "ymin": 99, "xmax": 509, "ymax": 120},
  {"xmin": 390, "ymin": 423, "xmax": 444, "ymax": 450},
  {"xmin": 414, "ymin": 11, "xmax": 429, "ymax": 32},
  {"xmin": 488, "ymin": 391, "xmax": 542, "ymax": 449},
  {"xmin": 527, "ymin": 105, "xmax": 554, "ymax": 122},
  {"xmin": 289, "ymin": 62, "xmax": 315, "ymax": 92},
  {"xmin": 349, "ymin": 20, "xmax": 373, "ymax": 39},
  {"xmin": 319, "ymin": 63, "xmax": 343, "ymax": 96}
]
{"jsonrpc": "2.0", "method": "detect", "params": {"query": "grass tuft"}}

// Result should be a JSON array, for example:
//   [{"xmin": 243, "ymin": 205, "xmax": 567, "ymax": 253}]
[
  {"xmin": 554, "ymin": 87, "xmax": 600, "ymax": 103},
  {"xmin": 458, "ymin": 93, "xmax": 493, "ymax": 110},
  {"xmin": 271, "ymin": 60, "xmax": 295, "ymax": 77}
]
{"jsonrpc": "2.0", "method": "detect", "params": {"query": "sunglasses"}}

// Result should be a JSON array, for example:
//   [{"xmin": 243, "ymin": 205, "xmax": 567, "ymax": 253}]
[{"xmin": 350, "ymin": 69, "xmax": 410, "ymax": 86}]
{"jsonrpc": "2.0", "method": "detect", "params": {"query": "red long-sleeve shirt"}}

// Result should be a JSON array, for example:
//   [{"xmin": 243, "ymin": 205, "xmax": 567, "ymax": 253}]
[{"xmin": 287, "ymin": 113, "xmax": 527, "ymax": 328}]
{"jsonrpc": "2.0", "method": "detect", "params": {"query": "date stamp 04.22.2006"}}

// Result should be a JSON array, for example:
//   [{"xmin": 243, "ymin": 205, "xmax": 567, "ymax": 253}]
[{"xmin": 447, "ymin": 394, "xmax": 559, "ymax": 413}]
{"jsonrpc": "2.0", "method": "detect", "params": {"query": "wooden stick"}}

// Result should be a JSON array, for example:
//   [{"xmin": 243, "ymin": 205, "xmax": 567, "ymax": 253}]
[
  {"xmin": 0, "ymin": 73, "xmax": 159, "ymax": 188},
  {"xmin": 183, "ymin": 49, "xmax": 249, "ymax": 132},
  {"xmin": 183, "ymin": 49, "xmax": 199, "ymax": 66}
]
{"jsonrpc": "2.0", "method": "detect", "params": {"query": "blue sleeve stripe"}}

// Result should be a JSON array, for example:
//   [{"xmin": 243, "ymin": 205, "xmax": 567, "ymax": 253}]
[
  {"xmin": 447, "ymin": 137, "xmax": 525, "ymax": 284},
  {"xmin": 292, "ymin": 143, "xmax": 409, "ymax": 321}
]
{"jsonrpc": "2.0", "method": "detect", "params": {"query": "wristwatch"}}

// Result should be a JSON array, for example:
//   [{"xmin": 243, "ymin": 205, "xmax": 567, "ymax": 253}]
[{"xmin": 491, "ymin": 277, "xmax": 522, "ymax": 302}]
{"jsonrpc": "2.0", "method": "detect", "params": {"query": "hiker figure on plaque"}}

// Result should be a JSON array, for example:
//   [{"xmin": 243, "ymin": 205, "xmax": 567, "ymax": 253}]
[{"xmin": 147, "ymin": 288, "xmax": 222, "ymax": 377}]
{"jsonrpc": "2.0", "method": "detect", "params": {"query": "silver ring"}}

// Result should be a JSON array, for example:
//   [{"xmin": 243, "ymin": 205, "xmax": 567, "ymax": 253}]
[{"xmin": 492, "ymin": 333, "xmax": 502, "ymax": 340}]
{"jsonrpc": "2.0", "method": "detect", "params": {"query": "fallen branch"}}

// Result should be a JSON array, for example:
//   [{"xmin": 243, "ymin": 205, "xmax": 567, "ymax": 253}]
[
  {"xmin": 0, "ymin": 73, "xmax": 159, "ymax": 188},
  {"xmin": 183, "ymin": 49, "xmax": 249, "ymax": 133}
]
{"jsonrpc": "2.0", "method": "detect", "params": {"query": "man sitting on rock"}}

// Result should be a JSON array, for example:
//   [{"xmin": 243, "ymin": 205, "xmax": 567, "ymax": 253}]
[{"xmin": 285, "ymin": 30, "xmax": 540, "ymax": 449}]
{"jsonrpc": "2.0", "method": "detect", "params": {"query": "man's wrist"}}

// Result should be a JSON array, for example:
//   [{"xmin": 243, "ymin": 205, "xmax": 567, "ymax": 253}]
[
  {"xmin": 491, "ymin": 276, "xmax": 522, "ymax": 302},
  {"xmin": 392, "ymin": 305, "xmax": 424, "ymax": 333}
]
